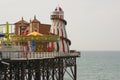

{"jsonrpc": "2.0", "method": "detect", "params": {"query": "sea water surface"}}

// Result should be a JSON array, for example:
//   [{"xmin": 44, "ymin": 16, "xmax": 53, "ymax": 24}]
[{"xmin": 77, "ymin": 51, "xmax": 120, "ymax": 80}]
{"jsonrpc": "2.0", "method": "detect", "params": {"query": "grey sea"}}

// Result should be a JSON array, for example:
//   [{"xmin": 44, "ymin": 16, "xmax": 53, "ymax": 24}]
[{"xmin": 76, "ymin": 51, "xmax": 120, "ymax": 80}]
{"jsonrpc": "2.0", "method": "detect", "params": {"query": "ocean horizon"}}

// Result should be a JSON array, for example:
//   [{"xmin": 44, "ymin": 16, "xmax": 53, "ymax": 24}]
[{"xmin": 75, "ymin": 51, "xmax": 120, "ymax": 80}]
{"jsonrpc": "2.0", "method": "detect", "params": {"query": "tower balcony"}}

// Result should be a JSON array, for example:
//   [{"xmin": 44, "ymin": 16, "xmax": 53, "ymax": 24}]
[
  {"xmin": 52, "ymin": 11, "xmax": 64, "ymax": 16},
  {"xmin": 51, "ymin": 15, "xmax": 64, "ymax": 20},
  {"xmin": 51, "ymin": 15, "xmax": 67, "ymax": 25}
]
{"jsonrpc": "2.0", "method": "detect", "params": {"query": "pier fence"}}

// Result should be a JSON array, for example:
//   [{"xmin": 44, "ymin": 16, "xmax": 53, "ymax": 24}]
[{"xmin": 0, "ymin": 51, "xmax": 80, "ymax": 60}]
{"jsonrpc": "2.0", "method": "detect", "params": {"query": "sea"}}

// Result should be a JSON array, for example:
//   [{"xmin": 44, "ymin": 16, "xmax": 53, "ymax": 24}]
[{"xmin": 76, "ymin": 51, "xmax": 120, "ymax": 80}]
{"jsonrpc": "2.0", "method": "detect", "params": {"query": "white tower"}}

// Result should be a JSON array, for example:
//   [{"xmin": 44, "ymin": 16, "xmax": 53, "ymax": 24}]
[{"xmin": 50, "ymin": 6, "xmax": 71, "ymax": 53}]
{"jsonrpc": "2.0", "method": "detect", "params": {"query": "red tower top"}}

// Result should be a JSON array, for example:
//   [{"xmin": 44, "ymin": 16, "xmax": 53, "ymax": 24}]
[
  {"xmin": 55, "ymin": 6, "xmax": 63, "ymax": 12},
  {"xmin": 51, "ymin": 6, "xmax": 67, "ymax": 25}
]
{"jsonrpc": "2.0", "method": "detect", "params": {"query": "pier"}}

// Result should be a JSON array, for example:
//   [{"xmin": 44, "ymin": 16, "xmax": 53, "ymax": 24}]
[
  {"xmin": 0, "ymin": 6, "xmax": 80, "ymax": 80},
  {"xmin": 0, "ymin": 51, "xmax": 80, "ymax": 80}
]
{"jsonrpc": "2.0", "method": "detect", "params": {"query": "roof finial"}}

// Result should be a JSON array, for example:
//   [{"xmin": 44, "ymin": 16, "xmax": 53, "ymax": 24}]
[
  {"xmin": 34, "ymin": 15, "xmax": 36, "ymax": 19},
  {"xmin": 30, "ymin": 18, "xmax": 31, "ymax": 23},
  {"xmin": 22, "ymin": 17, "xmax": 24, "ymax": 20},
  {"xmin": 55, "ymin": 4, "xmax": 62, "ymax": 11}
]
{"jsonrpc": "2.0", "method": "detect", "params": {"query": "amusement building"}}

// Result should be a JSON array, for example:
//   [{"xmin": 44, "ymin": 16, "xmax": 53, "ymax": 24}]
[{"xmin": 0, "ymin": 6, "xmax": 80, "ymax": 80}]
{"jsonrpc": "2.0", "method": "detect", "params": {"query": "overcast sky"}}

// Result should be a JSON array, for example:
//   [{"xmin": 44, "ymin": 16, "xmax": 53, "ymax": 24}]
[{"xmin": 0, "ymin": 0, "xmax": 120, "ymax": 51}]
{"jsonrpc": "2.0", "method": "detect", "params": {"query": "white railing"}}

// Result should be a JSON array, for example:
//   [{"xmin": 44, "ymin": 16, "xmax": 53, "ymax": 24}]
[
  {"xmin": 0, "ymin": 46, "xmax": 21, "ymax": 51},
  {"xmin": 0, "ymin": 51, "xmax": 80, "ymax": 60}
]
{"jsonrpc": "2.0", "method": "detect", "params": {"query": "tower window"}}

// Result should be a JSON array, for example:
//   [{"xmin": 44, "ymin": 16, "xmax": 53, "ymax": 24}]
[{"xmin": 20, "ymin": 26, "xmax": 26, "ymax": 30}]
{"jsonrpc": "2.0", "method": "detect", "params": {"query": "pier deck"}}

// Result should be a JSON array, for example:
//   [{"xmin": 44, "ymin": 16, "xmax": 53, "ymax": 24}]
[
  {"xmin": 0, "ymin": 51, "xmax": 80, "ymax": 80},
  {"xmin": 0, "ymin": 51, "xmax": 80, "ymax": 60}
]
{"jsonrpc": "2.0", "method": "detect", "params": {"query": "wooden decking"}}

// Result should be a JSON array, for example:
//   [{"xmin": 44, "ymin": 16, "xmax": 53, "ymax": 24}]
[{"xmin": 0, "ymin": 51, "xmax": 80, "ymax": 60}]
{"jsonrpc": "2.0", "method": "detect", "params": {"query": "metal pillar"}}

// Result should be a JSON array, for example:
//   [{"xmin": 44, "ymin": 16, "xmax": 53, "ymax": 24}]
[
  {"xmin": 58, "ymin": 58, "xmax": 63, "ymax": 80},
  {"xmin": 35, "ymin": 60, "xmax": 40, "ymax": 80},
  {"xmin": 0, "ymin": 57, "xmax": 78, "ymax": 80}
]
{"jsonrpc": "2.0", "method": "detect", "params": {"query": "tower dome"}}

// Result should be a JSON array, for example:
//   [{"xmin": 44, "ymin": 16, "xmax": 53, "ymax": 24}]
[
  {"xmin": 55, "ymin": 6, "xmax": 63, "ymax": 12},
  {"xmin": 51, "ymin": 6, "xmax": 67, "ymax": 25},
  {"xmin": 31, "ymin": 15, "xmax": 40, "ymax": 23},
  {"xmin": 15, "ymin": 17, "xmax": 29, "ymax": 25}
]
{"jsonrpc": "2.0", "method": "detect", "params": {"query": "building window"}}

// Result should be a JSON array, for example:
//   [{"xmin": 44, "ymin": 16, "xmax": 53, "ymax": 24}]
[{"xmin": 21, "ymin": 26, "xmax": 26, "ymax": 30}]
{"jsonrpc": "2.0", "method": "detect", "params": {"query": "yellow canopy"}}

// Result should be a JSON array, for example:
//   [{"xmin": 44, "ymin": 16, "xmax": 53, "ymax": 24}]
[
  {"xmin": 10, "ymin": 32, "xmax": 60, "ymax": 42},
  {"xmin": 27, "ymin": 31, "xmax": 43, "ymax": 36}
]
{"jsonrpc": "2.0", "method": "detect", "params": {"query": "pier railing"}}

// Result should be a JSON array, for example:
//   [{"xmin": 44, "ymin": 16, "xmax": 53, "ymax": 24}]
[{"xmin": 0, "ymin": 51, "xmax": 80, "ymax": 60}]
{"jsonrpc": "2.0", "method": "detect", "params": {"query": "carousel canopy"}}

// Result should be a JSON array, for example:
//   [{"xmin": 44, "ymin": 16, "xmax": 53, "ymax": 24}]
[
  {"xmin": 10, "ymin": 32, "xmax": 60, "ymax": 42},
  {"xmin": 27, "ymin": 31, "xmax": 43, "ymax": 36}
]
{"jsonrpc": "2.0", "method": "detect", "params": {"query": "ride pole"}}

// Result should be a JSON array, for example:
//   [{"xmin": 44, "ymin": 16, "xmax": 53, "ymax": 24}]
[{"xmin": 6, "ymin": 21, "xmax": 10, "ymax": 46}]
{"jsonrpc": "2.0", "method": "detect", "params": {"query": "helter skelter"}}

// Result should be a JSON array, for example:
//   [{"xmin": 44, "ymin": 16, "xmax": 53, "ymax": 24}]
[{"xmin": 0, "ymin": 6, "xmax": 80, "ymax": 80}]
